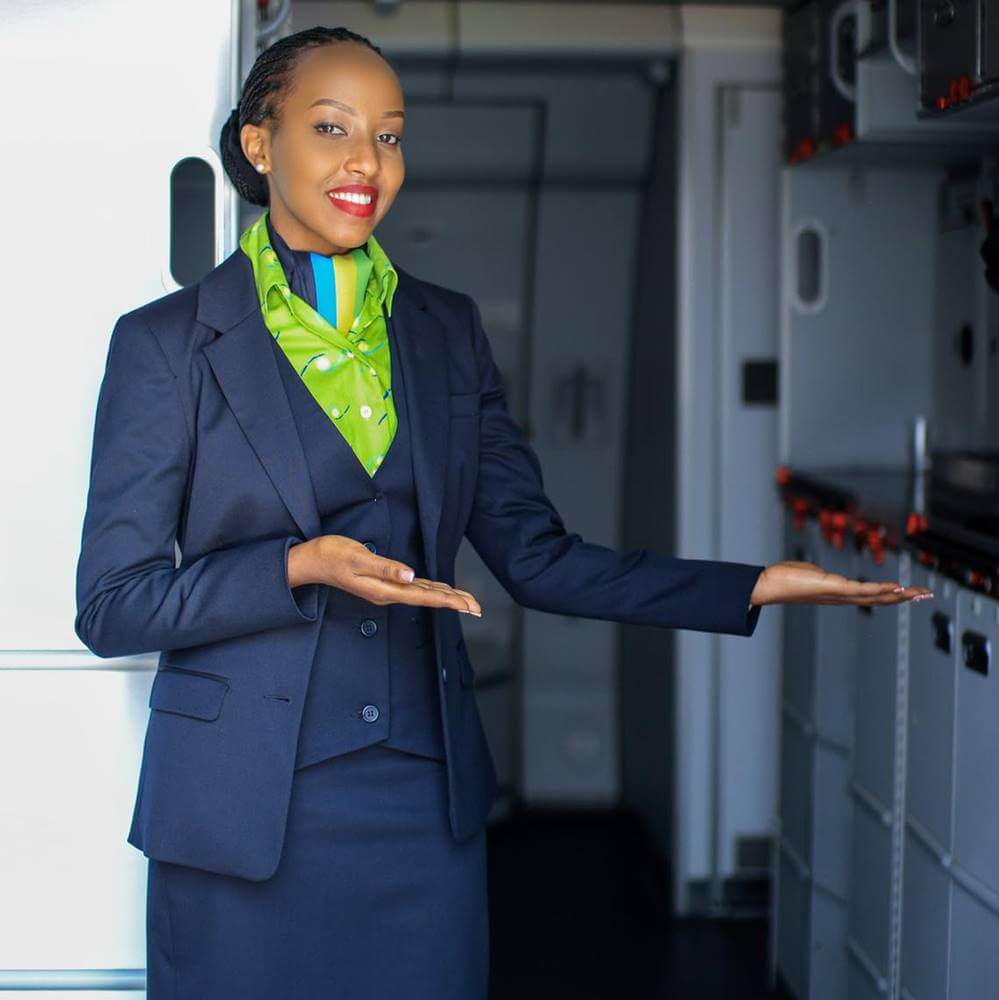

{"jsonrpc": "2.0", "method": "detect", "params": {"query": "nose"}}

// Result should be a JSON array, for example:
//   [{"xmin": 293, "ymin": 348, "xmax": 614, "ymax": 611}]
[{"xmin": 342, "ymin": 132, "xmax": 380, "ymax": 179}]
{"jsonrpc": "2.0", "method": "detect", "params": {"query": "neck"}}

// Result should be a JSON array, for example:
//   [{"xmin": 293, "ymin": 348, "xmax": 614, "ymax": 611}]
[{"xmin": 267, "ymin": 204, "xmax": 361, "ymax": 256}]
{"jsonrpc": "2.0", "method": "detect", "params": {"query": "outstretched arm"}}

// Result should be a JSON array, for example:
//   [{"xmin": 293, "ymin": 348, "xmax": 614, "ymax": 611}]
[{"xmin": 460, "ymin": 296, "xmax": 766, "ymax": 638}]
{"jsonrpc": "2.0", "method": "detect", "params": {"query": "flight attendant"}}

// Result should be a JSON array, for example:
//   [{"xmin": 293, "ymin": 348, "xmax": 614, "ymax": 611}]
[{"xmin": 73, "ymin": 23, "xmax": 933, "ymax": 1000}]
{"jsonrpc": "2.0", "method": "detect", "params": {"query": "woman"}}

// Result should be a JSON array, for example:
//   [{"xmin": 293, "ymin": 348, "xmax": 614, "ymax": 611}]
[{"xmin": 73, "ymin": 24, "xmax": 932, "ymax": 1000}]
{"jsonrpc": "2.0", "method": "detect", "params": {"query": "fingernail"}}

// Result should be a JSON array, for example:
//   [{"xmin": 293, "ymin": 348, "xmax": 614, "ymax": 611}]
[
  {"xmin": 892, "ymin": 587, "xmax": 904, "ymax": 593},
  {"xmin": 400, "ymin": 569, "xmax": 414, "ymax": 582},
  {"xmin": 459, "ymin": 609, "xmax": 482, "ymax": 617}
]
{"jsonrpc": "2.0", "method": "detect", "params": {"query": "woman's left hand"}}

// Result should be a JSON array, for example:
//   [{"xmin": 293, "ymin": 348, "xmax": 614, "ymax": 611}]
[{"xmin": 749, "ymin": 560, "xmax": 934, "ymax": 608}]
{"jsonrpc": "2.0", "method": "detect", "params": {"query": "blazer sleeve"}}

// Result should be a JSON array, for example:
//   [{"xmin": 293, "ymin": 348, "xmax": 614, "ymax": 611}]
[
  {"xmin": 460, "ymin": 295, "xmax": 764, "ymax": 638},
  {"xmin": 74, "ymin": 313, "xmax": 321, "ymax": 659}
]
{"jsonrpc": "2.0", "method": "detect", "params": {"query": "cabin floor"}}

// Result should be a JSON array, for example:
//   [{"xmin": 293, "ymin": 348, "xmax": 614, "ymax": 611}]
[{"xmin": 487, "ymin": 806, "xmax": 790, "ymax": 999}]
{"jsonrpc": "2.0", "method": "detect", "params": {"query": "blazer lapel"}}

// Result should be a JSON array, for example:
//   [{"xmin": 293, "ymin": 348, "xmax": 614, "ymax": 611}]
[{"xmin": 195, "ymin": 250, "xmax": 449, "ymax": 578}]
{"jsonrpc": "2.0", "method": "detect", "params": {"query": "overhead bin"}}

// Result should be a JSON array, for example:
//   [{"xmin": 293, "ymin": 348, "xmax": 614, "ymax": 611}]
[{"xmin": 783, "ymin": 0, "xmax": 999, "ymax": 166}]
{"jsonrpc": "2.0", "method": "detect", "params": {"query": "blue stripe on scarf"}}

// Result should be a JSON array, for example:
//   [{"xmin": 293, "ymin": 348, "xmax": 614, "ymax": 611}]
[{"xmin": 310, "ymin": 252, "xmax": 337, "ymax": 328}]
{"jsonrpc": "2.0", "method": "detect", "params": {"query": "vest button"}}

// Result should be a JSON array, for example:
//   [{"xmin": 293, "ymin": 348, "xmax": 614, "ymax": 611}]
[
  {"xmin": 361, "ymin": 704, "xmax": 380, "ymax": 723},
  {"xmin": 363, "ymin": 541, "xmax": 377, "ymax": 554},
  {"xmin": 360, "ymin": 618, "xmax": 378, "ymax": 637}
]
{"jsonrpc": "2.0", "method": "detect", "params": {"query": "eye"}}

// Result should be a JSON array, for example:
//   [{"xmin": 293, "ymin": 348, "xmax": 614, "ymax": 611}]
[
  {"xmin": 313, "ymin": 121, "xmax": 402, "ymax": 147},
  {"xmin": 314, "ymin": 121, "xmax": 346, "ymax": 136}
]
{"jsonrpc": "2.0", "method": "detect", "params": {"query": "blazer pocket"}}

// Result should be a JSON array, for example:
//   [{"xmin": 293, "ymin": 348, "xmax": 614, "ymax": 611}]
[
  {"xmin": 448, "ymin": 391, "xmax": 480, "ymax": 418},
  {"xmin": 148, "ymin": 666, "xmax": 230, "ymax": 722}
]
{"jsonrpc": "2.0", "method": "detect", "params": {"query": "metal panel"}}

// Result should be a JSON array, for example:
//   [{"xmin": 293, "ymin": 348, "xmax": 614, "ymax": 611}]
[
  {"xmin": 782, "ymin": 0, "xmax": 820, "ymax": 160},
  {"xmin": 1, "ymin": 0, "xmax": 238, "ymax": 985},
  {"xmin": 0, "ymin": 667, "xmax": 154, "ymax": 970},
  {"xmin": 2, "ymin": 0, "xmax": 239, "ymax": 652},
  {"xmin": 847, "ymin": 954, "xmax": 888, "ymax": 999},
  {"xmin": 717, "ymin": 83, "xmax": 783, "ymax": 877},
  {"xmin": 854, "ymin": 0, "xmax": 999, "ymax": 142},
  {"xmin": 777, "ymin": 847, "xmax": 810, "ymax": 998},
  {"xmin": 782, "ymin": 166, "xmax": 940, "ymax": 467},
  {"xmin": 814, "ymin": 538, "xmax": 858, "ymax": 749},
  {"xmin": 852, "ymin": 551, "xmax": 901, "ymax": 809},
  {"xmin": 848, "ymin": 795, "xmax": 893, "ymax": 977},
  {"xmin": 900, "ymin": 829, "xmax": 951, "ymax": 1000},
  {"xmin": 952, "ymin": 587, "xmax": 999, "ymax": 896},
  {"xmin": 522, "ymin": 685, "xmax": 616, "ymax": 803},
  {"xmin": 520, "ymin": 183, "xmax": 643, "ymax": 803},
  {"xmin": 948, "ymin": 877, "xmax": 999, "ymax": 997},
  {"xmin": 811, "ymin": 742, "xmax": 852, "ymax": 900},
  {"xmin": 906, "ymin": 568, "xmax": 958, "ymax": 850},
  {"xmin": 781, "ymin": 713, "xmax": 814, "ymax": 867},
  {"xmin": 808, "ymin": 888, "xmax": 848, "ymax": 1000},
  {"xmin": 783, "ymin": 515, "xmax": 818, "ymax": 721}
]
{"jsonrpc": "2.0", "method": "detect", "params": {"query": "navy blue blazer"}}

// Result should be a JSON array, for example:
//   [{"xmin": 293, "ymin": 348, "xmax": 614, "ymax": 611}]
[{"xmin": 74, "ymin": 244, "xmax": 765, "ymax": 881}]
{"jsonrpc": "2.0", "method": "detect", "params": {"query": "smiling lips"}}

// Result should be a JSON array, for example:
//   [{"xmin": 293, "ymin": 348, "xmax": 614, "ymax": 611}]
[{"xmin": 327, "ymin": 184, "xmax": 378, "ymax": 218}]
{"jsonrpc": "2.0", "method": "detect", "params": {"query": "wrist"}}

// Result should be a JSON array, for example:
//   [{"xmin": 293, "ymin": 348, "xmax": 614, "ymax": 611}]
[{"xmin": 287, "ymin": 538, "xmax": 321, "ymax": 588}]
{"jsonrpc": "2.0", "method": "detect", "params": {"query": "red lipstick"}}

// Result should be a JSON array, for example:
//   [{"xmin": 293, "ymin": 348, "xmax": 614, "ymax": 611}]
[{"xmin": 326, "ymin": 183, "xmax": 378, "ymax": 218}]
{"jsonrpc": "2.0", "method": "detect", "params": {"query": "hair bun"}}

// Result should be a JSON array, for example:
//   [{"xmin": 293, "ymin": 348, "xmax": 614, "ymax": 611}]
[{"xmin": 218, "ymin": 104, "xmax": 269, "ymax": 207}]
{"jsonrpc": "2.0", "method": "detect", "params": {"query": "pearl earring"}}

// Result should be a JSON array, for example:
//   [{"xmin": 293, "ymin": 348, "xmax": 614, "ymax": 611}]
[{"xmin": 255, "ymin": 163, "xmax": 266, "ymax": 174}]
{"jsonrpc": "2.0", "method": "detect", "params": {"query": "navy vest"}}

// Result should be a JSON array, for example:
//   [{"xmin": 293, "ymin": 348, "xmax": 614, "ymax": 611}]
[{"xmin": 263, "ymin": 231, "xmax": 445, "ymax": 768}]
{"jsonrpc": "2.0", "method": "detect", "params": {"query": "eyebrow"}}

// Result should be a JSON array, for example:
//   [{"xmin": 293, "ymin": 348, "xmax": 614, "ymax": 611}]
[{"xmin": 308, "ymin": 97, "xmax": 404, "ymax": 120}]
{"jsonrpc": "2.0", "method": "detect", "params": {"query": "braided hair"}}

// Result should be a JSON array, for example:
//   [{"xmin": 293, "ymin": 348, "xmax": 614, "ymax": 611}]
[{"xmin": 219, "ymin": 25, "xmax": 383, "ymax": 206}]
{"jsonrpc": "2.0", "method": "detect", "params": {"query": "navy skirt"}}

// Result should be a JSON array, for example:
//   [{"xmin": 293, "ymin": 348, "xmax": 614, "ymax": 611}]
[{"xmin": 145, "ymin": 743, "xmax": 489, "ymax": 999}]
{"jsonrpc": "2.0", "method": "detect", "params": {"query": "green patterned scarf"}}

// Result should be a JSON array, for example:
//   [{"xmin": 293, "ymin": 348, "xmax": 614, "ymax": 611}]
[{"xmin": 239, "ymin": 210, "xmax": 399, "ymax": 476}]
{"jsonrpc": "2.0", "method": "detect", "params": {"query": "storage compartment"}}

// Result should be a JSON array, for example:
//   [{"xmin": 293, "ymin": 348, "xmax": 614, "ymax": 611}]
[
  {"xmin": 847, "ymin": 791, "xmax": 894, "ymax": 975},
  {"xmin": 813, "ymin": 540, "xmax": 858, "ymax": 749},
  {"xmin": 918, "ymin": 0, "xmax": 981, "ymax": 112},
  {"xmin": 817, "ymin": 0, "xmax": 857, "ymax": 148},
  {"xmin": 782, "ymin": 514, "xmax": 819, "ymax": 720},
  {"xmin": 900, "ymin": 828, "xmax": 952, "ymax": 999},
  {"xmin": 811, "ymin": 742, "xmax": 853, "ymax": 899},
  {"xmin": 852, "ymin": 549, "xmax": 902, "ymax": 808},
  {"xmin": 917, "ymin": 0, "xmax": 999, "ymax": 116},
  {"xmin": 780, "ymin": 712, "xmax": 815, "ymax": 866},
  {"xmin": 846, "ymin": 953, "xmax": 888, "ymax": 998},
  {"xmin": 952, "ymin": 586, "xmax": 999, "ymax": 895},
  {"xmin": 948, "ymin": 876, "xmax": 999, "ymax": 996},
  {"xmin": 808, "ymin": 888, "xmax": 849, "ymax": 1000},
  {"xmin": 777, "ymin": 846, "xmax": 811, "ymax": 997},
  {"xmin": 784, "ymin": 0, "xmax": 821, "ymax": 162},
  {"xmin": 906, "ymin": 564, "xmax": 958, "ymax": 849},
  {"xmin": 782, "ymin": 166, "xmax": 939, "ymax": 467}
]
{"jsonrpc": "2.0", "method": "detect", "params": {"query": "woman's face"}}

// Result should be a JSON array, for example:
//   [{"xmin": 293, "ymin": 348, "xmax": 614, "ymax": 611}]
[{"xmin": 240, "ymin": 41, "xmax": 405, "ymax": 255}]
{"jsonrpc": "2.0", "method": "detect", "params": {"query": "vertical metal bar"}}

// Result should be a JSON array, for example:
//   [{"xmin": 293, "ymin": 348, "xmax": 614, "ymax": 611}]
[{"xmin": 888, "ymin": 549, "xmax": 913, "ymax": 999}]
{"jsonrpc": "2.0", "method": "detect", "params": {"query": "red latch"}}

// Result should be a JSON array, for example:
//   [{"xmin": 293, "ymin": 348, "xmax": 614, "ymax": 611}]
[
  {"xmin": 792, "ymin": 498, "xmax": 809, "ymax": 530},
  {"xmin": 867, "ymin": 526, "xmax": 885, "ymax": 565}
]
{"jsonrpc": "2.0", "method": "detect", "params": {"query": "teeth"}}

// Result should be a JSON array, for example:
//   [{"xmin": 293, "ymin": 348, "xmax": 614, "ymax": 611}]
[{"xmin": 330, "ymin": 191, "xmax": 373, "ymax": 205}]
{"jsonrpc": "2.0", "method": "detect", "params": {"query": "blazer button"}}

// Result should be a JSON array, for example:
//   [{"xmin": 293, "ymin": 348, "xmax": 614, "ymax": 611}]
[
  {"xmin": 362, "ymin": 704, "xmax": 380, "ymax": 723},
  {"xmin": 363, "ymin": 541, "xmax": 377, "ymax": 554},
  {"xmin": 360, "ymin": 618, "xmax": 378, "ymax": 637},
  {"xmin": 442, "ymin": 667, "xmax": 448, "ymax": 682}
]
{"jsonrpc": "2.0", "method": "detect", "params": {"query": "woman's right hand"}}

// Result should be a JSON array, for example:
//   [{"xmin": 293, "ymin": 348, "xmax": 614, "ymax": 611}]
[{"xmin": 288, "ymin": 536, "xmax": 482, "ymax": 616}]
